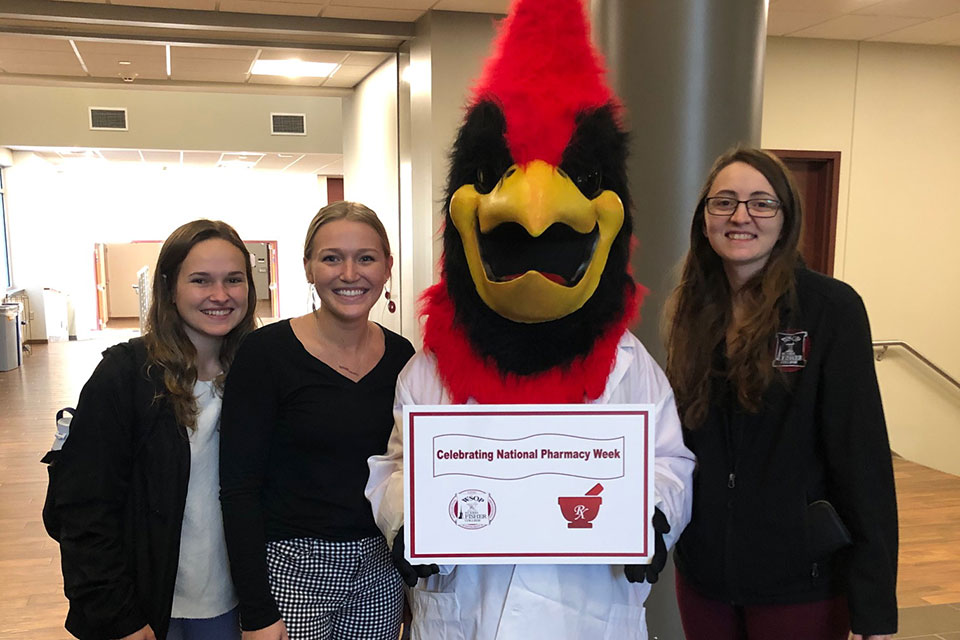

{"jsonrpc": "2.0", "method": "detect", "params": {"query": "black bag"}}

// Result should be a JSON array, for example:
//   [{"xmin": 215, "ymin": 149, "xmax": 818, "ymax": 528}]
[
  {"xmin": 806, "ymin": 499, "xmax": 853, "ymax": 559},
  {"xmin": 41, "ymin": 407, "xmax": 75, "ymax": 542}
]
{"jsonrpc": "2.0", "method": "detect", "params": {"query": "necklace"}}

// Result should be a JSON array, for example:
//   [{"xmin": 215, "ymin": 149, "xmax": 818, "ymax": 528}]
[{"xmin": 313, "ymin": 310, "xmax": 367, "ymax": 378}]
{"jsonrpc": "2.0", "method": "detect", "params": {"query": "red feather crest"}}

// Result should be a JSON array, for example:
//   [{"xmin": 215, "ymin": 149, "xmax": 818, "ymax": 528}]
[{"xmin": 472, "ymin": 0, "xmax": 617, "ymax": 167}]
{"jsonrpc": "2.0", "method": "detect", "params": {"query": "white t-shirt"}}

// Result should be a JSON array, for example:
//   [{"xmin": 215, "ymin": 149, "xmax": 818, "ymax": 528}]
[{"xmin": 170, "ymin": 380, "xmax": 238, "ymax": 619}]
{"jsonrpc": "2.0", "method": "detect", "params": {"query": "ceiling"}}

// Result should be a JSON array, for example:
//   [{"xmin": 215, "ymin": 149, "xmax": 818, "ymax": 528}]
[
  {"xmin": 3, "ymin": 0, "xmax": 959, "ymax": 174},
  {"xmin": 0, "ymin": 0, "xmax": 957, "ymax": 92},
  {"xmin": 768, "ymin": 0, "xmax": 960, "ymax": 44}
]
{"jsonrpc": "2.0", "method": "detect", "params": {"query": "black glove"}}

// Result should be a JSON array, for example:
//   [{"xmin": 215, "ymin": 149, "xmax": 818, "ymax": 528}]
[
  {"xmin": 391, "ymin": 526, "xmax": 440, "ymax": 587},
  {"xmin": 624, "ymin": 507, "xmax": 671, "ymax": 584}
]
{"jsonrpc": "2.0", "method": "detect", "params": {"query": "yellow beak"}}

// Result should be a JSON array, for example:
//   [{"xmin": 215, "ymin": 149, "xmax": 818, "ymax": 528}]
[{"xmin": 449, "ymin": 159, "xmax": 624, "ymax": 323}]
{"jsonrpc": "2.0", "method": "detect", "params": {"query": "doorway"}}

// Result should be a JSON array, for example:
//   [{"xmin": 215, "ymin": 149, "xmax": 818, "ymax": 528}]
[
  {"xmin": 767, "ymin": 150, "xmax": 841, "ymax": 276},
  {"xmin": 94, "ymin": 239, "xmax": 279, "ymax": 331}
]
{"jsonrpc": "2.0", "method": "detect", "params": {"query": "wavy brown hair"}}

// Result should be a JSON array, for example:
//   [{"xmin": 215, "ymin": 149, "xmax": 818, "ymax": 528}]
[
  {"xmin": 664, "ymin": 147, "xmax": 803, "ymax": 429},
  {"xmin": 144, "ymin": 219, "xmax": 257, "ymax": 430}
]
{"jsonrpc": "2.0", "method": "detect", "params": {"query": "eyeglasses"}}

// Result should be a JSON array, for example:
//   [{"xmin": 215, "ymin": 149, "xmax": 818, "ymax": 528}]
[{"xmin": 705, "ymin": 196, "xmax": 781, "ymax": 218}]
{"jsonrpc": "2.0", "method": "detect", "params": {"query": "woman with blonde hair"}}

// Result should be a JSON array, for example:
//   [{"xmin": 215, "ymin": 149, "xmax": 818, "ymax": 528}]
[
  {"xmin": 52, "ymin": 219, "xmax": 257, "ymax": 639},
  {"xmin": 221, "ymin": 201, "xmax": 412, "ymax": 640},
  {"xmin": 665, "ymin": 147, "xmax": 897, "ymax": 640}
]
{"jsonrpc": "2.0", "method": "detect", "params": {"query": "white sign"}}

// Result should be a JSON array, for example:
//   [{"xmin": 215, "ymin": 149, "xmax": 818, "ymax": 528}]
[{"xmin": 403, "ymin": 404, "xmax": 655, "ymax": 565}]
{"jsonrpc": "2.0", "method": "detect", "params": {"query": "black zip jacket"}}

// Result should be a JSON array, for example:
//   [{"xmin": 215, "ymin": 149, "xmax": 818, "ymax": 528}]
[
  {"xmin": 674, "ymin": 268, "xmax": 898, "ymax": 636},
  {"xmin": 52, "ymin": 338, "xmax": 190, "ymax": 640}
]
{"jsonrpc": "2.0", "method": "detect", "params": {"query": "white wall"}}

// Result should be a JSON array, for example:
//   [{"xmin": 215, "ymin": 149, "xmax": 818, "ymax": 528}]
[
  {"xmin": 341, "ymin": 57, "xmax": 402, "ymax": 334},
  {"xmin": 762, "ymin": 37, "xmax": 960, "ymax": 476},
  {"xmin": 6, "ymin": 152, "xmax": 327, "ymax": 335}
]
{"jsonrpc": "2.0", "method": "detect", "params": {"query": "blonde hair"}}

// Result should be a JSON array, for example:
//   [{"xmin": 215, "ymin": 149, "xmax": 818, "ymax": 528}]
[{"xmin": 303, "ymin": 201, "xmax": 391, "ymax": 260}]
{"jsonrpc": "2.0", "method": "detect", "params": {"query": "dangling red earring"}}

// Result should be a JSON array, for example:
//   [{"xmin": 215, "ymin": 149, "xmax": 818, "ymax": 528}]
[{"xmin": 385, "ymin": 284, "xmax": 396, "ymax": 313}]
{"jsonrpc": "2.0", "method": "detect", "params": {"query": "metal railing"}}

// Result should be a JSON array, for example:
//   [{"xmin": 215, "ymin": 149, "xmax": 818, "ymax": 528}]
[{"xmin": 873, "ymin": 340, "xmax": 960, "ymax": 392}]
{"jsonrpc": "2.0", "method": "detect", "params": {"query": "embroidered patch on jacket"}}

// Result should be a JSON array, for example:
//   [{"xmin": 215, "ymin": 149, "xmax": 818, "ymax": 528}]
[{"xmin": 773, "ymin": 331, "xmax": 809, "ymax": 371}]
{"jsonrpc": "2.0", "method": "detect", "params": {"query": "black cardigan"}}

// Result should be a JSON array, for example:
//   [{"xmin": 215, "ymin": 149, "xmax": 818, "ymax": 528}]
[
  {"xmin": 674, "ymin": 268, "xmax": 898, "ymax": 636},
  {"xmin": 220, "ymin": 321, "xmax": 414, "ymax": 631},
  {"xmin": 53, "ymin": 338, "xmax": 190, "ymax": 640}
]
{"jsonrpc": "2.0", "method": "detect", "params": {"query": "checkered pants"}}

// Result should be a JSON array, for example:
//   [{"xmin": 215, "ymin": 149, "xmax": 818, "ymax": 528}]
[{"xmin": 266, "ymin": 536, "xmax": 403, "ymax": 640}]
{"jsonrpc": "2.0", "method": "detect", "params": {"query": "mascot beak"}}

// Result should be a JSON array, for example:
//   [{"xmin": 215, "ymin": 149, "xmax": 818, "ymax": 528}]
[{"xmin": 450, "ymin": 159, "xmax": 624, "ymax": 323}]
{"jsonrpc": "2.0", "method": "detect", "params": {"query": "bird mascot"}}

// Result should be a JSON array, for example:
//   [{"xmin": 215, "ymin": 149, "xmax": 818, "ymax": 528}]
[{"xmin": 366, "ymin": 0, "xmax": 694, "ymax": 637}]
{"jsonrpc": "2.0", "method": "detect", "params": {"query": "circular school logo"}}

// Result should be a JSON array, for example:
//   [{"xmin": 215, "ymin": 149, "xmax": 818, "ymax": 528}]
[{"xmin": 448, "ymin": 490, "xmax": 497, "ymax": 530}]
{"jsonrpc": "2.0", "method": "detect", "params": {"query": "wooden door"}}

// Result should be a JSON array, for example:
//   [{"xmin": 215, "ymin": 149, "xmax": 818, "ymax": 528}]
[
  {"xmin": 326, "ymin": 176, "xmax": 344, "ymax": 203},
  {"xmin": 104, "ymin": 242, "xmax": 162, "ymax": 318},
  {"xmin": 93, "ymin": 243, "xmax": 108, "ymax": 330},
  {"xmin": 767, "ymin": 150, "xmax": 840, "ymax": 276},
  {"xmin": 244, "ymin": 240, "xmax": 280, "ymax": 321},
  {"xmin": 267, "ymin": 241, "xmax": 279, "ymax": 318}
]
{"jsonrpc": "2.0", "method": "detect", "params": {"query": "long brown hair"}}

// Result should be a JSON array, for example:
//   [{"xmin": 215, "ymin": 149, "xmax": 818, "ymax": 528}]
[
  {"xmin": 664, "ymin": 147, "xmax": 803, "ymax": 429},
  {"xmin": 143, "ymin": 219, "xmax": 257, "ymax": 430}
]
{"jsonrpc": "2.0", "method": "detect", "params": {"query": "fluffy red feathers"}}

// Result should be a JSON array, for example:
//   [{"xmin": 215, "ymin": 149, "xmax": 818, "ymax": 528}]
[{"xmin": 471, "ymin": 0, "xmax": 615, "ymax": 167}]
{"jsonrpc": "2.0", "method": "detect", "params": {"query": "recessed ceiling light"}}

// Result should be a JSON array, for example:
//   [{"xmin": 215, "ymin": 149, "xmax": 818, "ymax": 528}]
[
  {"xmin": 251, "ymin": 59, "xmax": 338, "ymax": 79},
  {"xmin": 218, "ymin": 159, "xmax": 256, "ymax": 169},
  {"xmin": 118, "ymin": 60, "xmax": 132, "ymax": 65}
]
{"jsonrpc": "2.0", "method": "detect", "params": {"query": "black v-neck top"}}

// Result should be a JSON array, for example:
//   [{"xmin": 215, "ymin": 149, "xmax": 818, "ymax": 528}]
[{"xmin": 220, "ymin": 319, "xmax": 414, "ymax": 629}]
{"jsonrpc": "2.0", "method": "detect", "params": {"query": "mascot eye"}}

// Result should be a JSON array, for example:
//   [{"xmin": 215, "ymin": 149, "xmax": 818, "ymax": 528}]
[
  {"xmin": 574, "ymin": 168, "xmax": 602, "ymax": 199},
  {"xmin": 475, "ymin": 166, "xmax": 501, "ymax": 194}
]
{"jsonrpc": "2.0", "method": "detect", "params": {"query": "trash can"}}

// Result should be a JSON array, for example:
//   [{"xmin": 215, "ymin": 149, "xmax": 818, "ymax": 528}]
[{"xmin": 0, "ymin": 302, "xmax": 22, "ymax": 371}]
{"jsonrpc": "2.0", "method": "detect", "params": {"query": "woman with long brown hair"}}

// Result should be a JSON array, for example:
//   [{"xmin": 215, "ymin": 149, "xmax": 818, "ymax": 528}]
[
  {"xmin": 52, "ymin": 220, "xmax": 257, "ymax": 639},
  {"xmin": 664, "ymin": 147, "xmax": 897, "ymax": 640},
  {"xmin": 220, "ymin": 201, "xmax": 412, "ymax": 640}
]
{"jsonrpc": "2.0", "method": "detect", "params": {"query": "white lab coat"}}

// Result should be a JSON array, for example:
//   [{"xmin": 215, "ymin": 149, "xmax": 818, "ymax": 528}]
[{"xmin": 366, "ymin": 330, "xmax": 695, "ymax": 640}]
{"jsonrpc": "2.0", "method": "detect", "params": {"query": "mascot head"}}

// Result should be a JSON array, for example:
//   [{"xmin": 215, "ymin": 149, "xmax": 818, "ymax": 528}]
[{"xmin": 422, "ymin": 0, "xmax": 643, "ymax": 403}]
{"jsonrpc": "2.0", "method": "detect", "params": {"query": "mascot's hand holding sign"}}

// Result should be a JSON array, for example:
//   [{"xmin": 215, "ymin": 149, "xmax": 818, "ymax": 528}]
[{"xmin": 365, "ymin": 0, "xmax": 695, "ymax": 638}]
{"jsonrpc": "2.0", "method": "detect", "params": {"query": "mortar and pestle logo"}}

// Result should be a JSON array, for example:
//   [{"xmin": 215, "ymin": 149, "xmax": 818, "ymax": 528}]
[{"xmin": 557, "ymin": 483, "xmax": 604, "ymax": 528}]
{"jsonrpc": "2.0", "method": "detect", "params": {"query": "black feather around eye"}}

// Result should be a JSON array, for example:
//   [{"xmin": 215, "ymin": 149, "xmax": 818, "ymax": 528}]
[
  {"xmin": 448, "ymin": 100, "xmax": 513, "ymax": 196},
  {"xmin": 560, "ymin": 106, "xmax": 628, "ymax": 204}
]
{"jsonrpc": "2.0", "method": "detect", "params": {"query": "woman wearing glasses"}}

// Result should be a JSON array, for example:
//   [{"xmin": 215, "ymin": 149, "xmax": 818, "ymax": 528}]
[{"xmin": 664, "ymin": 147, "xmax": 897, "ymax": 640}]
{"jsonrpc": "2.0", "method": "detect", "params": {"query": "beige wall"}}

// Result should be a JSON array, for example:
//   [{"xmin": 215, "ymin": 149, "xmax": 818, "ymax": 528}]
[
  {"xmin": 762, "ymin": 37, "xmax": 960, "ymax": 475},
  {"xmin": 0, "ymin": 83, "xmax": 342, "ymax": 153},
  {"xmin": 400, "ymin": 10, "xmax": 501, "ymax": 346}
]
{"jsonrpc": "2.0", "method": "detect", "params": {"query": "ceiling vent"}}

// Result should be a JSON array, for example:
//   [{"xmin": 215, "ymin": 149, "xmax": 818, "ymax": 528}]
[
  {"xmin": 89, "ymin": 107, "xmax": 128, "ymax": 131},
  {"xmin": 271, "ymin": 113, "xmax": 306, "ymax": 136}
]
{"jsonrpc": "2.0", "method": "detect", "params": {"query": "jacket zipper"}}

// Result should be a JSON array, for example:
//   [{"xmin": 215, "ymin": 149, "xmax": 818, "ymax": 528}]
[{"xmin": 722, "ymin": 385, "xmax": 741, "ymax": 601}]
